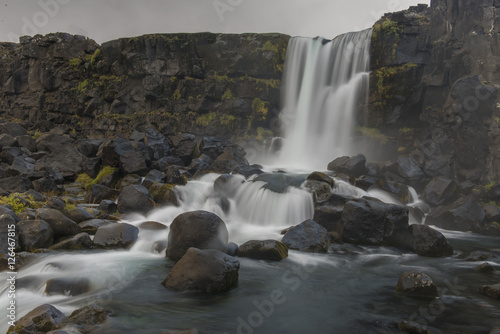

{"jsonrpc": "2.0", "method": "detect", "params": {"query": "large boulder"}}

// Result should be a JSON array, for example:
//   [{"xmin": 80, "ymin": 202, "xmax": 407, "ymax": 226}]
[
  {"xmin": 479, "ymin": 283, "xmax": 500, "ymax": 299},
  {"xmin": 406, "ymin": 224, "xmax": 453, "ymax": 257},
  {"xmin": 49, "ymin": 233, "xmax": 93, "ymax": 250},
  {"xmin": 68, "ymin": 207, "xmax": 96, "ymax": 223},
  {"xmin": 54, "ymin": 305, "xmax": 111, "ymax": 333},
  {"xmin": 167, "ymin": 211, "xmax": 229, "ymax": 261},
  {"xmin": 78, "ymin": 219, "xmax": 113, "ymax": 235},
  {"xmin": 18, "ymin": 220, "xmax": 54, "ymax": 252},
  {"xmin": 149, "ymin": 183, "xmax": 179, "ymax": 206},
  {"xmin": 313, "ymin": 204, "xmax": 344, "ymax": 237},
  {"xmin": 421, "ymin": 177, "xmax": 457, "ymax": 206},
  {"xmin": 117, "ymin": 185, "xmax": 155, "ymax": 214},
  {"xmin": 45, "ymin": 278, "xmax": 91, "ymax": 296},
  {"xmin": 327, "ymin": 154, "xmax": 366, "ymax": 177},
  {"xmin": 7, "ymin": 304, "xmax": 66, "ymax": 334},
  {"xmin": 0, "ymin": 214, "xmax": 18, "ymax": 255},
  {"xmin": 341, "ymin": 198, "xmax": 409, "ymax": 246},
  {"xmin": 35, "ymin": 208, "xmax": 81, "ymax": 238},
  {"xmin": 162, "ymin": 248, "xmax": 239, "ymax": 293},
  {"xmin": 425, "ymin": 195, "xmax": 485, "ymax": 232},
  {"xmin": 85, "ymin": 184, "xmax": 120, "ymax": 204},
  {"xmin": 93, "ymin": 223, "xmax": 139, "ymax": 249},
  {"xmin": 281, "ymin": 219, "xmax": 330, "ymax": 253},
  {"xmin": 396, "ymin": 271, "xmax": 439, "ymax": 299},
  {"xmin": 237, "ymin": 240, "xmax": 288, "ymax": 261}
]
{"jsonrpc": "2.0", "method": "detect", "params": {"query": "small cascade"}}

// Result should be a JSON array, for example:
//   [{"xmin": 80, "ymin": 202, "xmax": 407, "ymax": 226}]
[{"xmin": 277, "ymin": 29, "xmax": 372, "ymax": 170}]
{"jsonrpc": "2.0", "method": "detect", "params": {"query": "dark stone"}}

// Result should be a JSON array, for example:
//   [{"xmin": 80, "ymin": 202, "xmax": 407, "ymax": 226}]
[
  {"xmin": 0, "ymin": 214, "xmax": 18, "ymax": 255},
  {"xmin": 425, "ymin": 195, "xmax": 485, "ymax": 232},
  {"xmin": 187, "ymin": 154, "xmax": 213, "ymax": 175},
  {"xmin": 166, "ymin": 165, "xmax": 188, "ymax": 185},
  {"xmin": 160, "ymin": 330, "xmax": 199, "ymax": 334},
  {"xmin": 1, "ymin": 146, "xmax": 23, "ymax": 164},
  {"xmin": 226, "ymin": 241, "xmax": 238, "ymax": 256},
  {"xmin": 421, "ymin": 177, "xmax": 457, "ymax": 206},
  {"xmin": 483, "ymin": 203, "xmax": 500, "ymax": 222},
  {"xmin": 45, "ymin": 278, "xmax": 91, "ymax": 296},
  {"xmin": 237, "ymin": 240, "xmax": 288, "ymax": 261},
  {"xmin": 78, "ymin": 219, "xmax": 113, "ymax": 235},
  {"xmin": 0, "ymin": 205, "xmax": 20, "ymax": 222},
  {"xmin": 117, "ymin": 185, "xmax": 155, "ymax": 214},
  {"xmin": 398, "ymin": 321, "xmax": 432, "ymax": 334},
  {"xmin": 98, "ymin": 199, "xmax": 118, "ymax": 214},
  {"xmin": 116, "ymin": 174, "xmax": 141, "ymax": 190},
  {"xmin": 313, "ymin": 204, "xmax": 344, "ymax": 236},
  {"xmin": 396, "ymin": 271, "xmax": 438, "ymax": 299},
  {"xmin": 55, "ymin": 305, "xmax": 110, "ymax": 333},
  {"xmin": 167, "ymin": 210, "xmax": 229, "ymax": 261},
  {"xmin": 479, "ymin": 284, "xmax": 500, "ymax": 299},
  {"xmin": 475, "ymin": 262, "xmax": 495, "ymax": 274},
  {"xmin": 83, "ymin": 157, "xmax": 102, "ymax": 179},
  {"xmin": 149, "ymin": 183, "xmax": 179, "ymax": 206},
  {"xmin": 0, "ymin": 176, "xmax": 34, "ymax": 193},
  {"xmin": 33, "ymin": 176, "xmax": 60, "ymax": 194},
  {"xmin": 35, "ymin": 208, "xmax": 81, "ymax": 238},
  {"xmin": 18, "ymin": 220, "xmax": 54, "ymax": 252},
  {"xmin": 153, "ymin": 156, "xmax": 186, "ymax": 171},
  {"xmin": 145, "ymin": 128, "xmax": 170, "ymax": 160},
  {"xmin": 85, "ymin": 184, "xmax": 120, "ymax": 204},
  {"xmin": 77, "ymin": 139, "xmax": 103, "ymax": 158},
  {"xmin": 50, "ymin": 233, "xmax": 93, "ymax": 250},
  {"xmin": 16, "ymin": 135, "xmax": 37, "ymax": 152},
  {"xmin": 303, "ymin": 180, "xmax": 333, "ymax": 204},
  {"xmin": 7, "ymin": 304, "xmax": 65, "ymax": 334},
  {"xmin": 306, "ymin": 171, "xmax": 334, "ymax": 187},
  {"xmin": 119, "ymin": 150, "xmax": 148, "ymax": 176},
  {"xmin": 466, "ymin": 251, "xmax": 494, "ymax": 262},
  {"xmin": 8, "ymin": 156, "xmax": 35, "ymax": 175},
  {"xmin": 22, "ymin": 189, "xmax": 46, "ymax": 202},
  {"xmin": 231, "ymin": 165, "xmax": 264, "ymax": 178},
  {"xmin": 327, "ymin": 154, "xmax": 366, "ymax": 177},
  {"xmin": 139, "ymin": 221, "xmax": 168, "ymax": 230},
  {"xmin": 281, "ymin": 219, "xmax": 330, "ymax": 253},
  {"xmin": 69, "ymin": 207, "xmax": 96, "ymax": 223},
  {"xmin": 162, "ymin": 248, "xmax": 239, "ymax": 293},
  {"xmin": 406, "ymin": 224, "xmax": 453, "ymax": 257},
  {"xmin": 93, "ymin": 223, "xmax": 139, "ymax": 249},
  {"xmin": 0, "ymin": 134, "xmax": 18, "ymax": 149},
  {"xmin": 354, "ymin": 175, "xmax": 378, "ymax": 191},
  {"xmin": 46, "ymin": 198, "xmax": 66, "ymax": 211},
  {"xmin": 142, "ymin": 169, "xmax": 166, "ymax": 189}
]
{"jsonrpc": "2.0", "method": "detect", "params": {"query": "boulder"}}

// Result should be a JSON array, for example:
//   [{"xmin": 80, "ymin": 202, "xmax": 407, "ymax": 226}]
[
  {"xmin": 167, "ymin": 210, "xmax": 229, "ymax": 261},
  {"xmin": 475, "ymin": 263, "xmax": 495, "ymax": 274},
  {"xmin": 231, "ymin": 165, "xmax": 263, "ymax": 178},
  {"xmin": 35, "ymin": 208, "xmax": 81, "ymax": 238},
  {"xmin": 162, "ymin": 248, "xmax": 239, "ymax": 293},
  {"xmin": 313, "ymin": 204, "xmax": 344, "ymax": 237},
  {"xmin": 55, "ymin": 305, "xmax": 111, "ymax": 333},
  {"xmin": 421, "ymin": 177, "xmax": 457, "ymax": 206},
  {"xmin": 145, "ymin": 128, "xmax": 170, "ymax": 160},
  {"xmin": 303, "ymin": 180, "xmax": 333, "ymax": 204},
  {"xmin": 281, "ymin": 219, "xmax": 330, "ymax": 253},
  {"xmin": 398, "ymin": 321, "xmax": 432, "ymax": 334},
  {"xmin": 306, "ymin": 171, "xmax": 334, "ymax": 187},
  {"xmin": 8, "ymin": 156, "xmax": 35, "ymax": 175},
  {"xmin": 46, "ymin": 198, "xmax": 66, "ymax": 211},
  {"xmin": 98, "ymin": 199, "xmax": 118, "ymax": 214},
  {"xmin": 142, "ymin": 169, "xmax": 166, "ymax": 189},
  {"xmin": 117, "ymin": 185, "xmax": 155, "ymax": 214},
  {"xmin": 466, "ymin": 251, "xmax": 494, "ymax": 262},
  {"xmin": 405, "ymin": 224, "xmax": 453, "ymax": 257},
  {"xmin": 116, "ymin": 174, "xmax": 141, "ymax": 190},
  {"xmin": 78, "ymin": 219, "xmax": 113, "ymax": 235},
  {"xmin": 0, "ymin": 134, "xmax": 18, "ymax": 149},
  {"xmin": 396, "ymin": 271, "xmax": 438, "ymax": 299},
  {"xmin": 0, "ymin": 176, "xmax": 34, "ymax": 193},
  {"xmin": 69, "ymin": 207, "xmax": 96, "ymax": 223},
  {"xmin": 483, "ymin": 203, "xmax": 500, "ymax": 222},
  {"xmin": 0, "ymin": 206, "xmax": 20, "ymax": 222},
  {"xmin": 149, "ymin": 183, "xmax": 179, "ymax": 206},
  {"xmin": 341, "ymin": 198, "xmax": 409, "ymax": 246},
  {"xmin": 139, "ymin": 221, "xmax": 168, "ymax": 230},
  {"xmin": 119, "ymin": 150, "xmax": 148, "ymax": 175},
  {"xmin": 50, "ymin": 233, "xmax": 93, "ymax": 250},
  {"xmin": 7, "ymin": 304, "xmax": 65, "ymax": 334},
  {"xmin": 479, "ymin": 283, "xmax": 500, "ymax": 299},
  {"xmin": 45, "ymin": 277, "xmax": 91, "ymax": 296},
  {"xmin": 237, "ymin": 240, "xmax": 288, "ymax": 261},
  {"xmin": 77, "ymin": 139, "xmax": 103, "ymax": 158},
  {"xmin": 33, "ymin": 176, "xmax": 60, "ymax": 194},
  {"xmin": 166, "ymin": 166, "xmax": 189, "ymax": 185},
  {"xmin": 425, "ymin": 195, "xmax": 485, "ymax": 232},
  {"xmin": 93, "ymin": 223, "xmax": 139, "ymax": 249},
  {"xmin": 171, "ymin": 133, "xmax": 198, "ymax": 166},
  {"xmin": 327, "ymin": 154, "xmax": 366, "ymax": 177},
  {"xmin": 0, "ymin": 214, "xmax": 18, "ymax": 255},
  {"xmin": 18, "ymin": 220, "xmax": 54, "ymax": 252},
  {"xmin": 85, "ymin": 184, "xmax": 120, "ymax": 204}
]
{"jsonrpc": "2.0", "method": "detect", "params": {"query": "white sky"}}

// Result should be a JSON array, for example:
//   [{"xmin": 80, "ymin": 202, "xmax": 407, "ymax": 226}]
[{"xmin": 0, "ymin": 0, "xmax": 430, "ymax": 44}]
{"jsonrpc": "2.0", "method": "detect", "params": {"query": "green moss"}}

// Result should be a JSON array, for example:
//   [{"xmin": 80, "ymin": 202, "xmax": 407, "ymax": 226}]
[
  {"xmin": 221, "ymin": 89, "xmax": 236, "ymax": 100},
  {"xmin": 213, "ymin": 72, "xmax": 231, "ymax": 82},
  {"xmin": 381, "ymin": 18, "xmax": 402, "ymax": 34},
  {"xmin": 399, "ymin": 127, "xmax": 414, "ymax": 135},
  {"xmin": 374, "ymin": 63, "xmax": 418, "ymax": 104},
  {"xmin": 90, "ymin": 48, "xmax": 101, "ymax": 66},
  {"xmin": 93, "ymin": 166, "xmax": 117, "ymax": 185},
  {"xmin": 173, "ymin": 90, "xmax": 182, "ymax": 101},
  {"xmin": 220, "ymin": 114, "xmax": 236, "ymax": 126},
  {"xmin": 485, "ymin": 181, "xmax": 496, "ymax": 191},
  {"xmin": 78, "ymin": 79, "xmax": 89, "ymax": 92},
  {"xmin": 263, "ymin": 41, "xmax": 279, "ymax": 53},
  {"xmin": 357, "ymin": 126, "xmax": 389, "ymax": 144},
  {"xmin": 76, "ymin": 173, "xmax": 93, "ymax": 188},
  {"xmin": 256, "ymin": 127, "xmax": 274, "ymax": 141},
  {"xmin": 252, "ymin": 98, "xmax": 269, "ymax": 120},
  {"xmin": 0, "ymin": 195, "xmax": 27, "ymax": 214},
  {"xmin": 32, "ymin": 131, "xmax": 43, "ymax": 139},
  {"xmin": 196, "ymin": 112, "xmax": 217, "ymax": 126},
  {"xmin": 69, "ymin": 58, "xmax": 82, "ymax": 67},
  {"xmin": 170, "ymin": 76, "xmax": 177, "ymax": 83}
]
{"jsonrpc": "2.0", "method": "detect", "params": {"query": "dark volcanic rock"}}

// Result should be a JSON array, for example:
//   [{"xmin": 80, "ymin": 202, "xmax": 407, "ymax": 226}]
[
  {"xmin": 55, "ymin": 305, "xmax": 111, "ymax": 333},
  {"xmin": 7, "ymin": 304, "xmax": 65, "ymax": 334},
  {"xmin": 117, "ymin": 185, "xmax": 155, "ymax": 214},
  {"xmin": 85, "ymin": 184, "xmax": 120, "ymax": 204},
  {"xmin": 479, "ymin": 283, "xmax": 500, "ymax": 299},
  {"xmin": 162, "ymin": 248, "xmax": 239, "ymax": 293},
  {"xmin": 396, "ymin": 271, "xmax": 438, "ymax": 299},
  {"xmin": 45, "ymin": 278, "xmax": 91, "ymax": 296},
  {"xmin": 425, "ymin": 195, "xmax": 485, "ymax": 232},
  {"xmin": 421, "ymin": 177, "xmax": 457, "ymax": 206},
  {"xmin": 406, "ymin": 224, "xmax": 453, "ymax": 257},
  {"xmin": 237, "ymin": 240, "xmax": 288, "ymax": 261},
  {"xmin": 78, "ymin": 219, "xmax": 113, "ymax": 235},
  {"xmin": 18, "ymin": 220, "xmax": 54, "ymax": 252},
  {"xmin": 281, "ymin": 219, "xmax": 330, "ymax": 253},
  {"xmin": 69, "ymin": 207, "xmax": 96, "ymax": 223},
  {"xmin": 93, "ymin": 223, "xmax": 139, "ymax": 249},
  {"xmin": 167, "ymin": 210, "xmax": 229, "ymax": 261},
  {"xmin": 50, "ymin": 233, "xmax": 93, "ymax": 250},
  {"xmin": 327, "ymin": 154, "xmax": 367, "ymax": 177},
  {"xmin": 35, "ymin": 208, "xmax": 81, "ymax": 238}
]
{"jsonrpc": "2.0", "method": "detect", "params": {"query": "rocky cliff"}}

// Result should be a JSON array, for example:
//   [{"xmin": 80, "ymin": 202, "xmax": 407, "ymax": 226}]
[{"xmin": 0, "ymin": 32, "xmax": 289, "ymax": 140}]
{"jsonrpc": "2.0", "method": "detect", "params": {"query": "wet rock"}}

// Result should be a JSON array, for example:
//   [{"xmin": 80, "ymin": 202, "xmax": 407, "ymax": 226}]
[
  {"xmin": 466, "ymin": 251, "xmax": 494, "ymax": 262},
  {"xmin": 149, "ymin": 183, "xmax": 179, "ymax": 206},
  {"xmin": 7, "ymin": 304, "xmax": 65, "ymax": 334},
  {"xmin": 421, "ymin": 177, "xmax": 457, "ymax": 206},
  {"xmin": 327, "ymin": 154, "xmax": 366, "ymax": 177},
  {"xmin": 142, "ymin": 169, "xmax": 166, "ymax": 189},
  {"xmin": 171, "ymin": 133, "xmax": 198, "ymax": 166},
  {"xmin": 49, "ymin": 233, "xmax": 93, "ymax": 250},
  {"xmin": 475, "ymin": 262, "xmax": 495, "ymax": 274},
  {"xmin": 85, "ymin": 184, "xmax": 120, "ymax": 204},
  {"xmin": 46, "ymin": 198, "xmax": 66, "ymax": 211},
  {"xmin": 226, "ymin": 241, "xmax": 238, "ymax": 256},
  {"xmin": 425, "ymin": 195, "xmax": 485, "ymax": 232},
  {"xmin": 483, "ymin": 203, "xmax": 500, "ymax": 222},
  {"xmin": 167, "ymin": 210, "xmax": 229, "ymax": 261},
  {"xmin": 98, "ymin": 199, "xmax": 118, "ymax": 214},
  {"xmin": 145, "ymin": 128, "xmax": 170, "ymax": 160},
  {"xmin": 406, "ymin": 224, "xmax": 453, "ymax": 257},
  {"xmin": 117, "ymin": 185, "xmax": 155, "ymax": 214},
  {"xmin": 139, "ymin": 221, "xmax": 167, "ymax": 230},
  {"xmin": 354, "ymin": 175, "xmax": 378, "ymax": 191},
  {"xmin": 55, "ymin": 305, "xmax": 111, "ymax": 333},
  {"xmin": 281, "ymin": 219, "xmax": 330, "ymax": 253},
  {"xmin": 232, "ymin": 165, "xmax": 263, "ymax": 178},
  {"xmin": 153, "ymin": 156, "xmax": 185, "ymax": 171},
  {"xmin": 160, "ymin": 329, "xmax": 199, "ymax": 334},
  {"xmin": 313, "ymin": 204, "xmax": 344, "ymax": 236},
  {"xmin": 479, "ymin": 283, "xmax": 500, "ymax": 299},
  {"xmin": 69, "ymin": 207, "xmax": 96, "ymax": 223},
  {"xmin": 77, "ymin": 139, "xmax": 103, "ymax": 158},
  {"xmin": 304, "ymin": 180, "xmax": 333, "ymax": 204},
  {"xmin": 33, "ymin": 176, "xmax": 61, "ymax": 194},
  {"xmin": 18, "ymin": 220, "xmax": 54, "ymax": 252},
  {"xmin": 162, "ymin": 248, "xmax": 239, "ymax": 293},
  {"xmin": 45, "ymin": 277, "xmax": 91, "ymax": 296},
  {"xmin": 78, "ymin": 219, "xmax": 113, "ymax": 234},
  {"xmin": 237, "ymin": 240, "xmax": 288, "ymax": 261},
  {"xmin": 188, "ymin": 154, "xmax": 213, "ymax": 175},
  {"xmin": 93, "ymin": 223, "xmax": 139, "ymax": 249},
  {"xmin": 398, "ymin": 320, "xmax": 432, "ymax": 334},
  {"xmin": 35, "ymin": 208, "xmax": 81, "ymax": 238},
  {"xmin": 306, "ymin": 171, "xmax": 334, "ymax": 187},
  {"xmin": 396, "ymin": 271, "xmax": 438, "ymax": 299},
  {"xmin": 0, "ymin": 214, "xmax": 18, "ymax": 255}
]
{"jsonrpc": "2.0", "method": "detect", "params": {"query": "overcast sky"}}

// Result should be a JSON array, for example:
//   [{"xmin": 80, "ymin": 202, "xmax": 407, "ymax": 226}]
[{"xmin": 0, "ymin": 0, "xmax": 430, "ymax": 44}]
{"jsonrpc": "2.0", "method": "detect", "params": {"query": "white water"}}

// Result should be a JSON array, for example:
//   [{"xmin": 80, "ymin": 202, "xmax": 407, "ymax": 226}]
[{"xmin": 277, "ymin": 30, "xmax": 372, "ymax": 170}]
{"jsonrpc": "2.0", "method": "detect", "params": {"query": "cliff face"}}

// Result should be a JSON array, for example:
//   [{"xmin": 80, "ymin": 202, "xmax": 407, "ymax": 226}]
[
  {"xmin": 0, "ymin": 32, "xmax": 289, "ymax": 139},
  {"xmin": 368, "ymin": 0, "xmax": 500, "ymax": 198}
]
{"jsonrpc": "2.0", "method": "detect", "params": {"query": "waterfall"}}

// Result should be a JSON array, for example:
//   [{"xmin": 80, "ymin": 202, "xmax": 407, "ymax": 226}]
[{"xmin": 277, "ymin": 29, "xmax": 372, "ymax": 170}]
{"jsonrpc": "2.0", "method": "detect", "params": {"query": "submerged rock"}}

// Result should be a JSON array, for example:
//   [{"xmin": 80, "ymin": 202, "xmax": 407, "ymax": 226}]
[
  {"xmin": 475, "ymin": 262, "xmax": 495, "ymax": 274},
  {"xmin": 396, "ymin": 271, "xmax": 438, "ymax": 299},
  {"xmin": 281, "ymin": 219, "xmax": 330, "ymax": 253},
  {"xmin": 49, "ymin": 233, "xmax": 93, "ymax": 250},
  {"xmin": 167, "ymin": 210, "xmax": 229, "ymax": 261},
  {"xmin": 398, "ymin": 320, "xmax": 432, "ymax": 334},
  {"xmin": 162, "ymin": 248, "xmax": 239, "ymax": 293},
  {"xmin": 7, "ymin": 304, "xmax": 66, "ymax": 334},
  {"xmin": 406, "ymin": 224, "xmax": 453, "ymax": 257},
  {"xmin": 55, "ymin": 305, "xmax": 111, "ymax": 333},
  {"xmin": 237, "ymin": 240, "xmax": 288, "ymax": 261},
  {"xmin": 45, "ymin": 277, "xmax": 91, "ymax": 296}
]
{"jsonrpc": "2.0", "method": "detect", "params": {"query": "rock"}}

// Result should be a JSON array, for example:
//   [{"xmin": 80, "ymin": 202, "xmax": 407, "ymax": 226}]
[
  {"xmin": 78, "ymin": 219, "xmax": 113, "ymax": 234},
  {"xmin": 398, "ymin": 321, "xmax": 432, "ymax": 334},
  {"xmin": 153, "ymin": 156, "xmax": 185, "ymax": 171},
  {"xmin": 313, "ymin": 204, "xmax": 344, "ymax": 236},
  {"xmin": 46, "ymin": 198, "xmax": 66, "ymax": 211},
  {"xmin": 45, "ymin": 277, "xmax": 91, "ymax": 296},
  {"xmin": 188, "ymin": 154, "xmax": 213, "ymax": 175},
  {"xmin": 35, "ymin": 208, "xmax": 81, "ymax": 238},
  {"xmin": 18, "ymin": 220, "xmax": 54, "ymax": 252},
  {"xmin": 475, "ymin": 262, "xmax": 495, "ymax": 274},
  {"xmin": 22, "ymin": 189, "xmax": 46, "ymax": 202},
  {"xmin": 341, "ymin": 198, "xmax": 409, "ymax": 246},
  {"xmin": 354, "ymin": 175, "xmax": 378, "ymax": 191},
  {"xmin": 466, "ymin": 251, "xmax": 494, "ymax": 262},
  {"xmin": 0, "ymin": 134, "xmax": 18, "ymax": 149},
  {"xmin": 1, "ymin": 146, "xmax": 24, "ymax": 165},
  {"xmin": 149, "ymin": 183, "xmax": 179, "ymax": 206},
  {"xmin": 8, "ymin": 156, "xmax": 35, "ymax": 175},
  {"xmin": 237, "ymin": 240, "xmax": 288, "ymax": 261},
  {"xmin": 144, "ymin": 128, "xmax": 170, "ymax": 160},
  {"xmin": 93, "ymin": 223, "xmax": 139, "ymax": 249},
  {"xmin": 120, "ymin": 150, "xmax": 148, "ymax": 175},
  {"xmin": 7, "ymin": 304, "xmax": 65, "ymax": 334},
  {"xmin": 139, "ymin": 221, "xmax": 167, "ymax": 230},
  {"xmin": 116, "ymin": 174, "xmax": 141, "ymax": 190},
  {"xmin": 77, "ymin": 139, "xmax": 103, "ymax": 158},
  {"xmin": 167, "ymin": 210, "xmax": 229, "ymax": 261},
  {"xmin": 98, "ymin": 199, "xmax": 118, "ymax": 214},
  {"xmin": 483, "ymin": 203, "xmax": 500, "ymax": 222},
  {"xmin": 406, "ymin": 224, "xmax": 453, "ymax": 257},
  {"xmin": 303, "ymin": 180, "xmax": 333, "ymax": 204},
  {"xmin": 117, "ymin": 185, "xmax": 155, "ymax": 214},
  {"xmin": 396, "ymin": 271, "xmax": 439, "ymax": 299},
  {"xmin": 56, "ymin": 305, "xmax": 110, "ymax": 333},
  {"xmin": 281, "ymin": 219, "xmax": 330, "ymax": 253},
  {"xmin": 226, "ymin": 241, "xmax": 238, "ymax": 256},
  {"xmin": 142, "ymin": 169, "xmax": 166, "ymax": 189},
  {"xmin": 0, "ymin": 214, "xmax": 18, "ymax": 255},
  {"xmin": 0, "ymin": 176, "xmax": 34, "ymax": 193},
  {"xmin": 160, "ymin": 329, "xmax": 199, "ymax": 334},
  {"xmin": 0, "ymin": 205, "xmax": 20, "ymax": 222},
  {"xmin": 479, "ymin": 283, "xmax": 500, "ymax": 299},
  {"xmin": 421, "ymin": 177, "xmax": 457, "ymax": 206},
  {"xmin": 33, "ymin": 176, "xmax": 60, "ymax": 194},
  {"xmin": 43, "ymin": 166, "xmax": 64, "ymax": 185},
  {"xmin": 231, "ymin": 165, "xmax": 263, "ymax": 178},
  {"xmin": 69, "ymin": 207, "xmax": 96, "ymax": 223},
  {"xmin": 162, "ymin": 248, "xmax": 239, "ymax": 293},
  {"xmin": 166, "ymin": 166, "xmax": 189, "ymax": 185},
  {"xmin": 171, "ymin": 133, "xmax": 198, "ymax": 166},
  {"xmin": 425, "ymin": 195, "xmax": 485, "ymax": 232},
  {"xmin": 306, "ymin": 171, "xmax": 334, "ymax": 187},
  {"xmin": 327, "ymin": 154, "xmax": 366, "ymax": 177},
  {"xmin": 50, "ymin": 233, "xmax": 93, "ymax": 250},
  {"xmin": 393, "ymin": 157, "xmax": 425, "ymax": 181},
  {"xmin": 85, "ymin": 184, "xmax": 120, "ymax": 204}
]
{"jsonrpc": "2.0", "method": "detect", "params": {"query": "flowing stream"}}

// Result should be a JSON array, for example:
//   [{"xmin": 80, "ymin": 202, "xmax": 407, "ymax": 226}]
[{"xmin": 1, "ymin": 31, "xmax": 500, "ymax": 334}]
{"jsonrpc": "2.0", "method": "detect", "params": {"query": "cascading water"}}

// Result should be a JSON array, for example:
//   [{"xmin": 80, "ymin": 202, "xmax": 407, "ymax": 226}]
[{"xmin": 277, "ymin": 30, "xmax": 371, "ymax": 170}]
